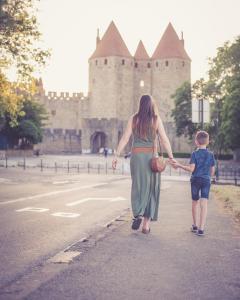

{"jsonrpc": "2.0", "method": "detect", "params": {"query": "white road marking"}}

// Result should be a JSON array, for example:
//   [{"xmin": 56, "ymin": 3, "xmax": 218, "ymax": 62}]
[
  {"xmin": 0, "ymin": 182, "xmax": 108, "ymax": 205},
  {"xmin": 51, "ymin": 212, "xmax": 80, "ymax": 218},
  {"xmin": 52, "ymin": 181, "xmax": 69, "ymax": 185},
  {"xmin": 16, "ymin": 207, "xmax": 49, "ymax": 213},
  {"xmin": 66, "ymin": 196, "xmax": 127, "ymax": 207}
]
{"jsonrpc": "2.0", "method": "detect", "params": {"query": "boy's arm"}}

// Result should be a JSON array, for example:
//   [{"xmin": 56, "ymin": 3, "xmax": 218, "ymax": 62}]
[
  {"xmin": 210, "ymin": 166, "xmax": 215, "ymax": 177},
  {"xmin": 175, "ymin": 162, "xmax": 195, "ymax": 173}
]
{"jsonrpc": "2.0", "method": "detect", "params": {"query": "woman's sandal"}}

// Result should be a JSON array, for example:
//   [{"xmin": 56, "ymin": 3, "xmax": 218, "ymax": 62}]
[
  {"xmin": 142, "ymin": 228, "xmax": 151, "ymax": 234},
  {"xmin": 131, "ymin": 217, "xmax": 142, "ymax": 230}
]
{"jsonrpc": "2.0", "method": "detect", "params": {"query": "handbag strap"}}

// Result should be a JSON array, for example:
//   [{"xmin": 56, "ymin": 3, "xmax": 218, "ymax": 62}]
[{"xmin": 152, "ymin": 133, "xmax": 163, "ymax": 157}]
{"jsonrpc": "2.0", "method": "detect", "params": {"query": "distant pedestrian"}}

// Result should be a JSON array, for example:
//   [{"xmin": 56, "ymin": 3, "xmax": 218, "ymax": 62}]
[
  {"xmin": 112, "ymin": 95, "xmax": 176, "ymax": 234},
  {"xmin": 103, "ymin": 147, "xmax": 108, "ymax": 158},
  {"xmin": 173, "ymin": 131, "xmax": 216, "ymax": 236}
]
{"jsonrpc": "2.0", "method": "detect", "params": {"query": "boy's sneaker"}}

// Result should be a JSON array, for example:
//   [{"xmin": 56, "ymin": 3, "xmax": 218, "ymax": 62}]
[
  {"xmin": 196, "ymin": 229, "xmax": 205, "ymax": 236},
  {"xmin": 191, "ymin": 225, "xmax": 198, "ymax": 233}
]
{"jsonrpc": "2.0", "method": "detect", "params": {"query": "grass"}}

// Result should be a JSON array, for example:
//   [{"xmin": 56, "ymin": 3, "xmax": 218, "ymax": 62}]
[{"xmin": 212, "ymin": 185, "xmax": 240, "ymax": 222}]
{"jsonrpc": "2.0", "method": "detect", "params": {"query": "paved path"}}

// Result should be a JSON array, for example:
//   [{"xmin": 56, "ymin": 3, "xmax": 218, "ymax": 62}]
[{"xmin": 3, "ymin": 180, "xmax": 239, "ymax": 300}]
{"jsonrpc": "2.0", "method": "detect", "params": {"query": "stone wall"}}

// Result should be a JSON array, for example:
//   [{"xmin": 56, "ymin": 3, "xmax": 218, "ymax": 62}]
[{"xmin": 37, "ymin": 128, "xmax": 81, "ymax": 154}]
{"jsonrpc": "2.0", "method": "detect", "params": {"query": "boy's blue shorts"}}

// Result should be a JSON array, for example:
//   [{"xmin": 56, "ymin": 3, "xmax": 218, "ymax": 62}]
[{"xmin": 191, "ymin": 177, "xmax": 211, "ymax": 200}]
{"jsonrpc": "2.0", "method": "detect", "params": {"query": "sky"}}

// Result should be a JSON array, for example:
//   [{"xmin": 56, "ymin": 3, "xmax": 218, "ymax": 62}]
[{"xmin": 36, "ymin": 0, "xmax": 240, "ymax": 95}]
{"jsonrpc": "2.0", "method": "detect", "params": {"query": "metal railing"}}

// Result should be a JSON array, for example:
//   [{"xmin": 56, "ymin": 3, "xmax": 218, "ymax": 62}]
[{"xmin": 1, "ymin": 156, "xmax": 240, "ymax": 185}]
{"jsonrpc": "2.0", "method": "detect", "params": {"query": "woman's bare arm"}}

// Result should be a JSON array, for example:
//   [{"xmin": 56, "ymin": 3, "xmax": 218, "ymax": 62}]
[
  {"xmin": 156, "ymin": 116, "xmax": 174, "ymax": 159},
  {"xmin": 115, "ymin": 116, "xmax": 133, "ymax": 156}
]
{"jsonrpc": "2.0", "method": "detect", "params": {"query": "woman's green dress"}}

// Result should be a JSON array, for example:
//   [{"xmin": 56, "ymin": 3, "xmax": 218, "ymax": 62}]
[{"xmin": 130, "ymin": 133, "xmax": 161, "ymax": 221}]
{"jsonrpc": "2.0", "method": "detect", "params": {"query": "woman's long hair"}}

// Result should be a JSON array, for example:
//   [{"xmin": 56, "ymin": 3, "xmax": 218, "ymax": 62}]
[{"xmin": 132, "ymin": 95, "xmax": 159, "ymax": 139}]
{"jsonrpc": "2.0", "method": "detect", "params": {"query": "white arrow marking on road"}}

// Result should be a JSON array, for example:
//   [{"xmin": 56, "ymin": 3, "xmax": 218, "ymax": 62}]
[
  {"xmin": 16, "ymin": 207, "xmax": 49, "ymax": 213},
  {"xmin": 66, "ymin": 196, "xmax": 127, "ymax": 207},
  {"xmin": 51, "ymin": 212, "xmax": 80, "ymax": 218},
  {"xmin": 0, "ymin": 182, "xmax": 108, "ymax": 205}
]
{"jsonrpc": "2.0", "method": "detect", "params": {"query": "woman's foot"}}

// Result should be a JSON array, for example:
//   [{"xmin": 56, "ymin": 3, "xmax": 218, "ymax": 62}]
[
  {"xmin": 142, "ymin": 217, "xmax": 150, "ymax": 233},
  {"xmin": 142, "ymin": 228, "xmax": 150, "ymax": 234},
  {"xmin": 131, "ymin": 216, "xmax": 142, "ymax": 230}
]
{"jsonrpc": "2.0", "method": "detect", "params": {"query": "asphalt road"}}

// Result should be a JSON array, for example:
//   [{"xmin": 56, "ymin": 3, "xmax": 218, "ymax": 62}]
[
  {"xmin": 0, "ymin": 169, "xmax": 239, "ymax": 300},
  {"xmin": 23, "ymin": 180, "xmax": 240, "ymax": 300},
  {"xmin": 0, "ymin": 169, "xmax": 132, "ymax": 291}
]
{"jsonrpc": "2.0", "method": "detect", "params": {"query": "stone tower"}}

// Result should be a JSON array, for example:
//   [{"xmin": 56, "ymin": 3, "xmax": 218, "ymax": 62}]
[
  {"xmin": 83, "ymin": 21, "xmax": 134, "ymax": 152},
  {"xmin": 151, "ymin": 23, "xmax": 191, "ymax": 122},
  {"xmin": 88, "ymin": 21, "xmax": 134, "ymax": 120},
  {"xmin": 133, "ymin": 41, "xmax": 151, "ymax": 112},
  {"xmin": 151, "ymin": 22, "xmax": 191, "ymax": 150}
]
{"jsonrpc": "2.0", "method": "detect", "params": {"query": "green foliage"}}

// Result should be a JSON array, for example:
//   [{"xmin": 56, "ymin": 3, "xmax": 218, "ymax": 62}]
[
  {"xmin": 1, "ymin": 98, "xmax": 48, "ymax": 149},
  {"xmin": 172, "ymin": 37, "xmax": 240, "ymax": 157},
  {"xmin": 208, "ymin": 37, "xmax": 240, "ymax": 152},
  {"xmin": 171, "ymin": 81, "xmax": 197, "ymax": 140},
  {"xmin": 221, "ymin": 74, "xmax": 240, "ymax": 150},
  {"xmin": 0, "ymin": 0, "xmax": 50, "ymax": 80}
]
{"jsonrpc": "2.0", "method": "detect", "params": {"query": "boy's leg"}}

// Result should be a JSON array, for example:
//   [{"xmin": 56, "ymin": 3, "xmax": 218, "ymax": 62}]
[
  {"xmin": 199, "ymin": 179, "xmax": 210, "ymax": 231},
  {"xmin": 191, "ymin": 178, "xmax": 200, "ymax": 228},
  {"xmin": 199, "ymin": 198, "xmax": 208, "ymax": 230},
  {"xmin": 192, "ymin": 200, "xmax": 199, "ymax": 226}
]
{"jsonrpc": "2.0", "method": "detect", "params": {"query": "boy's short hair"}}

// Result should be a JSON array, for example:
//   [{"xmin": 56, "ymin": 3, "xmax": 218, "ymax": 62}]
[{"xmin": 195, "ymin": 131, "xmax": 209, "ymax": 145}]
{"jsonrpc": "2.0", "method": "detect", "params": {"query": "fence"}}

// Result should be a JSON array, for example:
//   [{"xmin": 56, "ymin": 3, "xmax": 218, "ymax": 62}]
[{"xmin": 1, "ymin": 157, "xmax": 240, "ymax": 185}]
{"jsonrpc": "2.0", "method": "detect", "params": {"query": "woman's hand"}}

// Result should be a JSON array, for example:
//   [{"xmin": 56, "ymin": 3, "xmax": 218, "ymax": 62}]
[
  {"xmin": 112, "ymin": 157, "xmax": 117, "ymax": 170},
  {"xmin": 168, "ymin": 158, "xmax": 178, "ymax": 169}
]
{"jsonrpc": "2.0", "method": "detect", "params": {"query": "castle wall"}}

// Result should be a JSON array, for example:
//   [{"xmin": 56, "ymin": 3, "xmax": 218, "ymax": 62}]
[
  {"xmin": 115, "ymin": 58, "xmax": 134, "ymax": 120},
  {"xmin": 81, "ymin": 118, "xmax": 128, "ymax": 153},
  {"xmin": 152, "ymin": 58, "xmax": 190, "ymax": 121},
  {"xmin": 37, "ymin": 92, "xmax": 89, "ymax": 154},
  {"xmin": 133, "ymin": 60, "xmax": 151, "ymax": 112},
  {"xmin": 151, "ymin": 58, "xmax": 191, "ymax": 152}
]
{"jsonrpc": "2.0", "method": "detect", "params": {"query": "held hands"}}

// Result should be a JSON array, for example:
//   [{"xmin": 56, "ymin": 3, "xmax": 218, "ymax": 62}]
[
  {"xmin": 168, "ymin": 158, "xmax": 179, "ymax": 169},
  {"xmin": 112, "ymin": 157, "xmax": 117, "ymax": 170}
]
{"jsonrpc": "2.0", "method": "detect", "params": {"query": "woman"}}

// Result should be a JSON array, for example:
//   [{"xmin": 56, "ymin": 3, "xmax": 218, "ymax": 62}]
[{"xmin": 112, "ymin": 95, "xmax": 175, "ymax": 234}]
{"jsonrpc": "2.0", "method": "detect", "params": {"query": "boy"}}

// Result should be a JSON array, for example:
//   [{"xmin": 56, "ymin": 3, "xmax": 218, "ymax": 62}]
[{"xmin": 173, "ymin": 131, "xmax": 215, "ymax": 236}]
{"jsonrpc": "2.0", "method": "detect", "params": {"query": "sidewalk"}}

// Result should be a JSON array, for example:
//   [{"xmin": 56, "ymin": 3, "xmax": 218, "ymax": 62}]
[{"xmin": 18, "ymin": 181, "xmax": 240, "ymax": 299}]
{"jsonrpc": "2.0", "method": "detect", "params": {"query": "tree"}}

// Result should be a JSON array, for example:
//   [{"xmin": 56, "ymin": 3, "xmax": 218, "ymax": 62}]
[
  {"xmin": 0, "ymin": 72, "xmax": 25, "ymax": 128},
  {"xmin": 0, "ymin": 0, "xmax": 50, "ymax": 79},
  {"xmin": 171, "ymin": 81, "xmax": 197, "ymax": 140},
  {"xmin": 221, "ymin": 74, "xmax": 240, "ymax": 151},
  {"xmin": 1, "ymin": 98, "xmax": 48, "ymax": 149},
  {"xmin": 208, "ymin": 37, "xmax": 240, "ymax": 158},
  {"xmin": 0, "ymin": 0, "xmax": 49, "ymax": 127}
]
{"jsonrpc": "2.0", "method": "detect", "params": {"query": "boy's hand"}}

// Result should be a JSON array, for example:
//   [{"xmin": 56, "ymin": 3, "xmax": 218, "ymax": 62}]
[{"xmin": 169, "ymin": 159, "xmax": 179, "ymax": 169}]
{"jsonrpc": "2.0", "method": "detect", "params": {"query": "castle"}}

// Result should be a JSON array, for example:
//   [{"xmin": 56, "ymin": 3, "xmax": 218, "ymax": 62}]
[{"xmin": 38, "ymin": 21, "xmax": 191, "ymax": 154}]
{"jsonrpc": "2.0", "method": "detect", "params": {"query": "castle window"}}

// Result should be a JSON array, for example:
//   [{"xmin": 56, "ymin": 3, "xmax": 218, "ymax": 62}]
[
  {"xmin": 140, "ymin": 80, "xmax": 144, "ymax": 87},
  {"xmin": 122, "ymin": 59, "xmax": 125, "ymax": 65},
  {"xmin": 51, "ymin": 110, "xmax": 56, "ymax": 116},
  {"xmin": 147, "ymin": 63, "xmax": 151, "ymax": 68},
  {"xmin": 165, "ymin": 60, "xmax": 169, "ymax": 67},
  {"xmin": 156, "ymin": 62, "xmax": 159, "ymax": 67},
  {"xmin": 135, "ymin": 62, "xmax": 138, "ymax": 68},
  {"xmin": 95, "ymin": 60, "xmax": 98, "ymax": 65},
  {"xmin": 182, "ymin": 61, "xmax": 185, "ymax": 67},
  {"xmin": 104, "ymin": 59, "xmax": 108, "ymax": 65}
]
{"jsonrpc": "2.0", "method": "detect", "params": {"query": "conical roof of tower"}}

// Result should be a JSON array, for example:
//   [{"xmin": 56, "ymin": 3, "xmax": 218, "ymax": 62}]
[
  {"xmin": 90, "ymin": 21, "xmax": 132, "ymax": 59},
  {"xmin": 152, "ymin": 23, "xmax": 191, "ymax": 61},
  {"xmin": 134, "ymin": 40, "xmax": 150, "ymax": 60}
]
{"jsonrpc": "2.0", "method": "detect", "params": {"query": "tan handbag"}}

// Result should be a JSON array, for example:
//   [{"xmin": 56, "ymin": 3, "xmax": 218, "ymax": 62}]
[{"xmin": 150, "ymin": 134, "xmax": 166, "ymax": 173}]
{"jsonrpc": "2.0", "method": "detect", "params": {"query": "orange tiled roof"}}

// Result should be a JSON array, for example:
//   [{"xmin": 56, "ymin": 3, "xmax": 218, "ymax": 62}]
[
  {"xmin": 90, "ymin": 21, "xmax": 132, "ymax": 59},
  {"xmin": 152, "ymin": 23, "xmax": 191, "ymax": 61},
  {"xmin": 134, "ymin": 40, "xmax": 150, "ymax": 60}
]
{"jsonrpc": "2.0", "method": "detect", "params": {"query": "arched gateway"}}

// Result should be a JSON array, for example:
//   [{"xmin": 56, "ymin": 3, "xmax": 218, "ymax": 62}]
[{"xmin": 91, "ymin": 131, "xmax": 107, "ymax": 153}]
